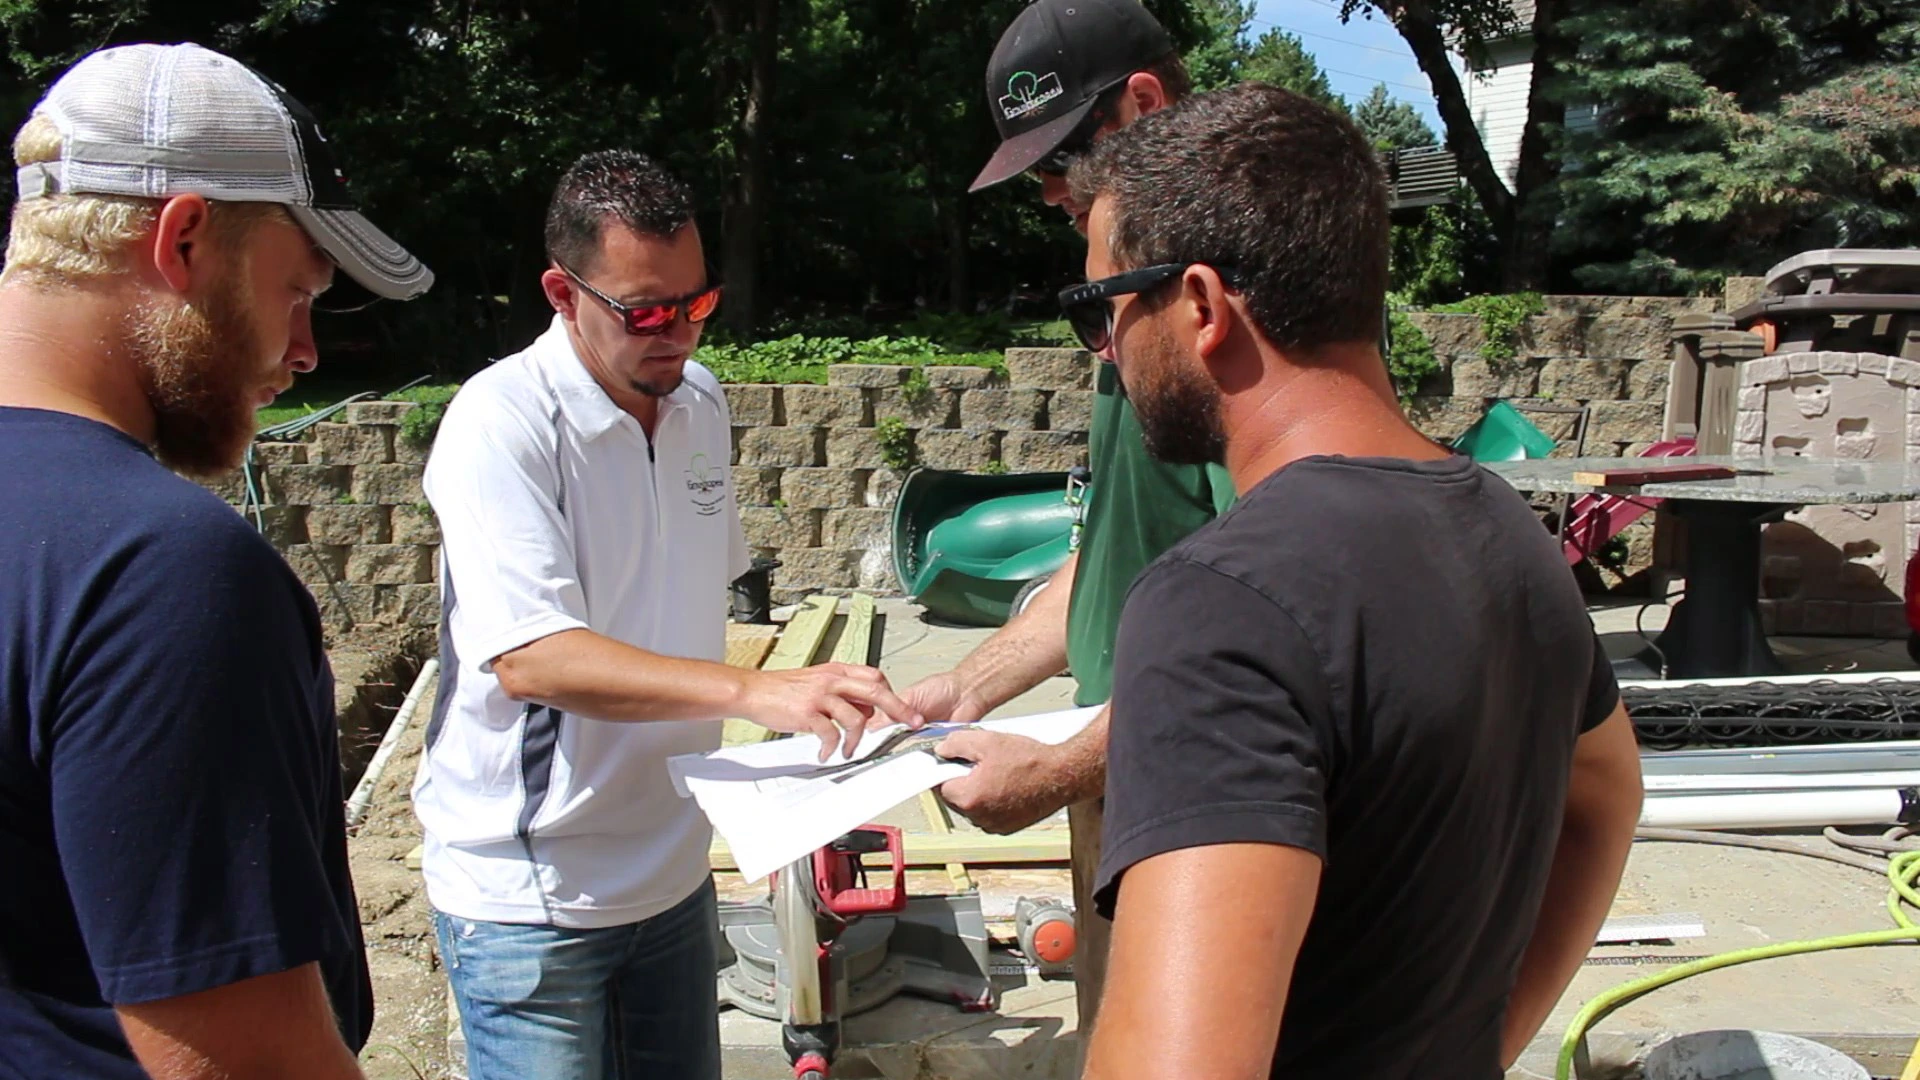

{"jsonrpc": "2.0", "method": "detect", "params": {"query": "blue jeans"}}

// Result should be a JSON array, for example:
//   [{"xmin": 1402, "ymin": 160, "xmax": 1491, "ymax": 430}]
[{"xmin": 434, "ymin": 879, "xmax": 721, "ymax": 1080}]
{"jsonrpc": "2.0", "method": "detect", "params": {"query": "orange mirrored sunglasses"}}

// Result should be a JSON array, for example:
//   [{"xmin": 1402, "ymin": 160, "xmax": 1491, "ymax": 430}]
[{"xmin": 559, "ymin": 263, "xmax": 722, "ymax": 336}]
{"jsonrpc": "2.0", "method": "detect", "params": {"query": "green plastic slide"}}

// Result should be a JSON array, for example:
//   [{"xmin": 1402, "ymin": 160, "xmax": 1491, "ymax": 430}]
[{"xmin": 890, "ymin": 468, "xmax": 1082, "ymax": 627}]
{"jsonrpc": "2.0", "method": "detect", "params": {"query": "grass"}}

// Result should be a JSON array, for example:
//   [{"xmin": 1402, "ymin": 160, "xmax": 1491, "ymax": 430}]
[
  {"xmin": 255, "ymin": 375, "xmax": 454, "ymax": 432},
  {"xmin": 1009, "ymin": 317, "xmax": 1077, "ymax": 346},
  {"xmin": 255, "ymin": 374, "xmax": 373, "ymax": 430}
]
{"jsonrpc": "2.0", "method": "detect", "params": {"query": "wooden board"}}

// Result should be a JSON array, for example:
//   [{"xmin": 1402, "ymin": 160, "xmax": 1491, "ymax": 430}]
[
  {"xmin": 830, "ymin": 593, "xmax": 876, "ymax": 666},
  {"xmin": 1571, "ymin": 463, "xmax": 1738, "ymax": 486},
  {"xmin": 723, "ymin": 625, "xmax": 778, "ymax": 670},
  {"xmin": 710, "ymin": 828, "xmax": 1069, "ymax": 871},
  {"xmin": 918, "ymin": 788, "xmax": 975, "ymax": 892},
  {"xmin": 721, "ymin": 595, "xmax": 840, "ymax": 746},
  {"xmin": 766, "ymin": 595, "xmax": 840, "ymax": 670}
]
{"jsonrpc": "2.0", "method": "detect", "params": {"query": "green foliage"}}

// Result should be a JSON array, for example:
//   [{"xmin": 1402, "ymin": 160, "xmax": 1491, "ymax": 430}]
[
  {"xmin": 1186, "ymin": 0, "xmax": 1344, "ymax": 110},
  {"xmin": 1337, "ymin": 0, "xmax": 1525, "ymax": 57},
  {"xmin": 1385, "ymin": 302, "xmax": 1439, "ymax": 404},
  {"xmin": 1391, "ymin": 197, "xmax": 1499, "ymax": 308},
  {"xmin": 0, "ymin": 0, "xmax": 1229, "ymax": 372},
  {"xmin": 872, "ymin": 416, "xmax": 916, "ymax": 471},
  {"xmin": 1431, "ymin": 293, "xmax": 1545, "ymax": 364},
  {"xmin": 1555, "ymin": 0, "xmax": 1920, "ymax": 292},
  {"xmin": 900, "ymin": 366, "xmax": 933, "ymax": 406},
  {"xmin": 980, "ymin": 459, "xmax": 1009, "ymax": 475},
  {"xmin": 1241, "ymin": 28, "xmax": 1345, "ymax": 112},
  {"xmin": 1354, "ymin": 84, "xmax": 1435, "ymax": 151},
  {"xmin": 692, "ymin": 334, "xmax": 1003, "ymax": 385},
  {"xmin": 389, "ymin": 384, "xmax": 460, "ymax": 448}
]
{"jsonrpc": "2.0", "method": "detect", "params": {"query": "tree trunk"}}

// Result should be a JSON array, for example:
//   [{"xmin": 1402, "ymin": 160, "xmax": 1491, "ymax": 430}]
[
  {"xmin": 1385, "ymin": 2, "xmax": 1514, "ymax": 236},
  {"xmin": 1500, "ymin": 0, "xmax": 1568, "ymax": 291},
  {"xmin": 711, "ymin": 0, "xmax": 778, "ymax": 337},
  {"xmin": 941, "ymin": 194, "xmax": 971, "ymax": 312}
]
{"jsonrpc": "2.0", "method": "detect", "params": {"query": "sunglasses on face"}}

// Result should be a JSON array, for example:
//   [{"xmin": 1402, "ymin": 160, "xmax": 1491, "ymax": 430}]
[
  {"xmin": 558, "ymin": 263, "xmax": 723, "ymax": 336},
  {"xmin": 1025, "ymin": 87, "xmax": 1123, "ymax": 181},
  {"xmin": 1057, "ymin": 263, "xmax": 1242, "ymax": 354}
]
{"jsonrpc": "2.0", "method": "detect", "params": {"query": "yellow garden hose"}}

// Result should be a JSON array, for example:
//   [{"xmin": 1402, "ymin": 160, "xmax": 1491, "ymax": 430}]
[{"xmin": 1555, "ymin": 849, "xmax": 1920, "ymax": 1080}]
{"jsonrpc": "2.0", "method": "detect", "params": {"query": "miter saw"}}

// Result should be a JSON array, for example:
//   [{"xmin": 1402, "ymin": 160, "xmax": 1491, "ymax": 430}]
[{"xmin": 715, "ymin": 824, "xmax": 1003, "ymax": 1079}]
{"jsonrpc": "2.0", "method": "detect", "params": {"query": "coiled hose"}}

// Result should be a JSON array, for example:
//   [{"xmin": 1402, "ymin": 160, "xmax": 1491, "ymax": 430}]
[{"xmin": 1554, "ymin": 829, "xmax": 1920, "ymax": 1080}]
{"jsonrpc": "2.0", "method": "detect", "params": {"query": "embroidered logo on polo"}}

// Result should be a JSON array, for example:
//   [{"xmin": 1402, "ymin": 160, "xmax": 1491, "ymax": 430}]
[
  {"xmin": 684, "ymin": 453, "xmax": 727, "ymax": 517},
  {"xmin": 1000, "ymin": 70, "xmax": 1064, "ymax": 120}
]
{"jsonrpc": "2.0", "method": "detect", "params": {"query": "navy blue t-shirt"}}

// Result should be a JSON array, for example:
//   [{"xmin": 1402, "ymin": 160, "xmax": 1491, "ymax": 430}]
[{"xmin": 0, "ymin": 409, "xmax": 371, "ymax": 1078}]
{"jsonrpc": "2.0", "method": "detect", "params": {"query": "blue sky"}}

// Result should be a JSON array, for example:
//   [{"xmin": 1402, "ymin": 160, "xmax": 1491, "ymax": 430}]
[{"xmin": 1249, "ymin": 0, "xmax": 1443, "ymax": 130}]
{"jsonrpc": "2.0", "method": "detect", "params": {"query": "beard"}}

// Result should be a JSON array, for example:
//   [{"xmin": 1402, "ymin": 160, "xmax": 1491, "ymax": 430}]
[
  {"xmin": 124, "ymin": 270, "xmax": 263, "ymax": 478},
  {"xmin": 1125, "ymin": 319, "xmax": 1227, "ymax": 466},
  {"xmin": 628, "ymin": 369, "xmax": 685, "ymax": 398}
]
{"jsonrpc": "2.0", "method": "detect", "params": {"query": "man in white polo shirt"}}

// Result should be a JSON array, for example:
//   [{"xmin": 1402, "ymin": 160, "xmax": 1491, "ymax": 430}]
[{"xmin": 413, "ymin": 150, "xmax": 919, "ymax": 1080}]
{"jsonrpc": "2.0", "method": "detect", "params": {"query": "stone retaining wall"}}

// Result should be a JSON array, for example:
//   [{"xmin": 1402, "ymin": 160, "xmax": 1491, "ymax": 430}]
[
  {"xmin": 203, "ymin": 401, "xmax": 440, "ymax": 641},
  {"xmin": 206, "ymin": 293, "xmax": 1733, "ymax": 625},
  {"xmin": 1403, "ymin": 293, "xmax": 1728, "ymax": 456},
  {"xmin": 730, "ymin": 349, "xmax": 1093, "ymax": 604}
]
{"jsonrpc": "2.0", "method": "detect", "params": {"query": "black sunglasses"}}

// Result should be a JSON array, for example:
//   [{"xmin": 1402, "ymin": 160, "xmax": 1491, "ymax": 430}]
[
  {"xmin": 557, "ymin": 262, "xmax": 723, "ymax": 336},
  {"xmin": 1026, "ymin": 85, "xmax": 1125, "ymax": 181},
  {"xmin": 1057, "ymin": 263, "xmax": 1242, "ymax": 353}
]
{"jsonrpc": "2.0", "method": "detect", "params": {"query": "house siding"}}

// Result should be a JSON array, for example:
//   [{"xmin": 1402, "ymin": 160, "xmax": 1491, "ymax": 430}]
[{"xmin": 1464, "ymin": 37, "xmax": 1535, "ymax": 191}]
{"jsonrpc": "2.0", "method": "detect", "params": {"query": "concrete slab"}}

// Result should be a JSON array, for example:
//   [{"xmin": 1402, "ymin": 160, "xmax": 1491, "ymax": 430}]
[
  {"xmin": 719, "ymin": 976, "xmax": 1078, "ymax": 1080},
  {"xmin": 1509, "ymin": 836, "xmax": 1918, "ymax": 1079}
]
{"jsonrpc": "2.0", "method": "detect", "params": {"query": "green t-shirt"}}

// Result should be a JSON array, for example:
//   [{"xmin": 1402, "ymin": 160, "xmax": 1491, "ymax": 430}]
[{"xmin": 1064, "ymin": 362, "xmax": 1237, "ymax": 706}]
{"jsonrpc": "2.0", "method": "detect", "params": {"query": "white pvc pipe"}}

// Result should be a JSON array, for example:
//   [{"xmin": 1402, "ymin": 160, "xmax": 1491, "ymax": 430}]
[
  {"xmin": 1643, "ymin": 751, "xmax": 1920, "ymax": 779},
  {"xmin": 1644, "ymin": 770, "xmax": 1920, "ymax": 794},
  {"xmin": 345, "ymin": 657, "xmax": 438, "ymax": 829},
  {"xmin": 1640, "ymin": 788, "xmax": 1910, "ymax": 831},
  {"xmin": 1650, "ymin": 739, "xmax": 1920, "ymax": 760}
]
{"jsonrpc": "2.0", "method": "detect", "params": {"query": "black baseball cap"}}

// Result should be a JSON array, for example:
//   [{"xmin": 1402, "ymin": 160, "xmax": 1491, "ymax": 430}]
[{"xmin": 969, "ymin": 0, "xmax": 1177, "ymax": 193}]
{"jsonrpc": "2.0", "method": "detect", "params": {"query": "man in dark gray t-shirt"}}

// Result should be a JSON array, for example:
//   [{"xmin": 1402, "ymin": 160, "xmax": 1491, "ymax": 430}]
[{"xmin": 1059, "ymin": 83, "xmax": 1645, "ymax": 1079}]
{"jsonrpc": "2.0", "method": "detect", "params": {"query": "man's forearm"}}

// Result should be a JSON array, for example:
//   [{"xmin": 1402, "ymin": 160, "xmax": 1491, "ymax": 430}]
[
  {"xmin": 492, "ymin": 628, "xmax": 747, "ymax": 722},
  {"xmin": 1054, "ymin": 705, "xmax": 1108, "ymax": 804},
  {"xmin": 949, "ymin": 552, "xmax": 1077, "ymax": 713}
]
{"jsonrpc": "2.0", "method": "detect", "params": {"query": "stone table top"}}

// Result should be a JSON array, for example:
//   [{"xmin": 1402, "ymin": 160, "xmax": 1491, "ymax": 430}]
[{"xmin": 1484, "ymin": 455, "xmax": 1920, "ymax": 504}]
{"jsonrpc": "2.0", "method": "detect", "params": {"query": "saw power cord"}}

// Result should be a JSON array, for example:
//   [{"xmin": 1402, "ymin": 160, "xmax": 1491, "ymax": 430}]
[{"xmin": 1553, "ymin": 832, "xmax": 1920, "ymax": 1080}]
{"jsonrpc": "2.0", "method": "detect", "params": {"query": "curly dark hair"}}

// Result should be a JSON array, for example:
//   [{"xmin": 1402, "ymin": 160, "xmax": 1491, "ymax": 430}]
[
  {"xmin": 543, "ymin": 149, "xmax": 695, "ymax": 273},
  {"xmin": 1067, "ymin": 81, "xmax": 1390, "ymax": 352}
]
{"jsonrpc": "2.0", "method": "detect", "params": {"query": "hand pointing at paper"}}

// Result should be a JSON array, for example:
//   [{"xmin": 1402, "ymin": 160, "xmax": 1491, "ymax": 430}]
[{"xmin": 736, "ymin": 662, "xmax": 926, "ymax": 761}]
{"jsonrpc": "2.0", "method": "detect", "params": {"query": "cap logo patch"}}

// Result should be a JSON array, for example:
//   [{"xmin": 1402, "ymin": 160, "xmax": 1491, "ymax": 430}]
[{"xmin": 1000, "ymin": 70, "xmax": 1064, "ymax": 120}]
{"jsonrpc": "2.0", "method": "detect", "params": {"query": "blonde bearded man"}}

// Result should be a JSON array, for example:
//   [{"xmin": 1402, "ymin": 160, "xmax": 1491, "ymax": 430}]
[{"xmin": 0, "ymin": 43, "xmax": 429, "ymax": 1080}]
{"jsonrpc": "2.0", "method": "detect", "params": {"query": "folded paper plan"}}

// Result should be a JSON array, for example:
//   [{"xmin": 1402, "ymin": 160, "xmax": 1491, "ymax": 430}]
[{"xmin": 668, "ymin": 705, "xmax": 1103, "ymax": 882}]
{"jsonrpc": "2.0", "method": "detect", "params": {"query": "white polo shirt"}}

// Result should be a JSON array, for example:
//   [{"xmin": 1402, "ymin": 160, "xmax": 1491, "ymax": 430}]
[{"xmin": 412, "ymin": 316, "xmax": 749, "ymax": 928}]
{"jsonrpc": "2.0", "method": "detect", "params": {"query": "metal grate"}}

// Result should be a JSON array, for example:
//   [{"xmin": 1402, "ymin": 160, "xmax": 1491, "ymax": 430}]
[{"xmin": 1624, "ymin": 678, "xmax": 1920, "ymax": 749}]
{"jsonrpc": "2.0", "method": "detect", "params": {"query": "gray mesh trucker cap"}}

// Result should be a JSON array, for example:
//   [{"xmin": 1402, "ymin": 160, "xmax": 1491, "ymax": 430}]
[{"xmin": 15, "ymin": 42, "xmax": 432, "ymax": 300}]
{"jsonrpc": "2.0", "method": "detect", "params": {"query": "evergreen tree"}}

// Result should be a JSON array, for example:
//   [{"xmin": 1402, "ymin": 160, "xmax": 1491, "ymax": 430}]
[
  {"xmin": 1186, "ymin": 0, "xmax": 1344, "ymax": 111},
  {"xmin": 1555, "ymin": 0, "xmax": 1920, "ymax": 293},
  {"xmin": 1241, "ymin": 27, "xmax": 1346, "ymax": 112},
  {"xmin": 1354, "ymin": 83, "xmax": 1435, "ymax": 150}
]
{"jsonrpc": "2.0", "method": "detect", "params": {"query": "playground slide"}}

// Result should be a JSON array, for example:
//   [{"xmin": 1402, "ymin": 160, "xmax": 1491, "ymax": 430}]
[{"xmin": 1559, "ymin": 438, "xmax": 1696, "ymax": 566}]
